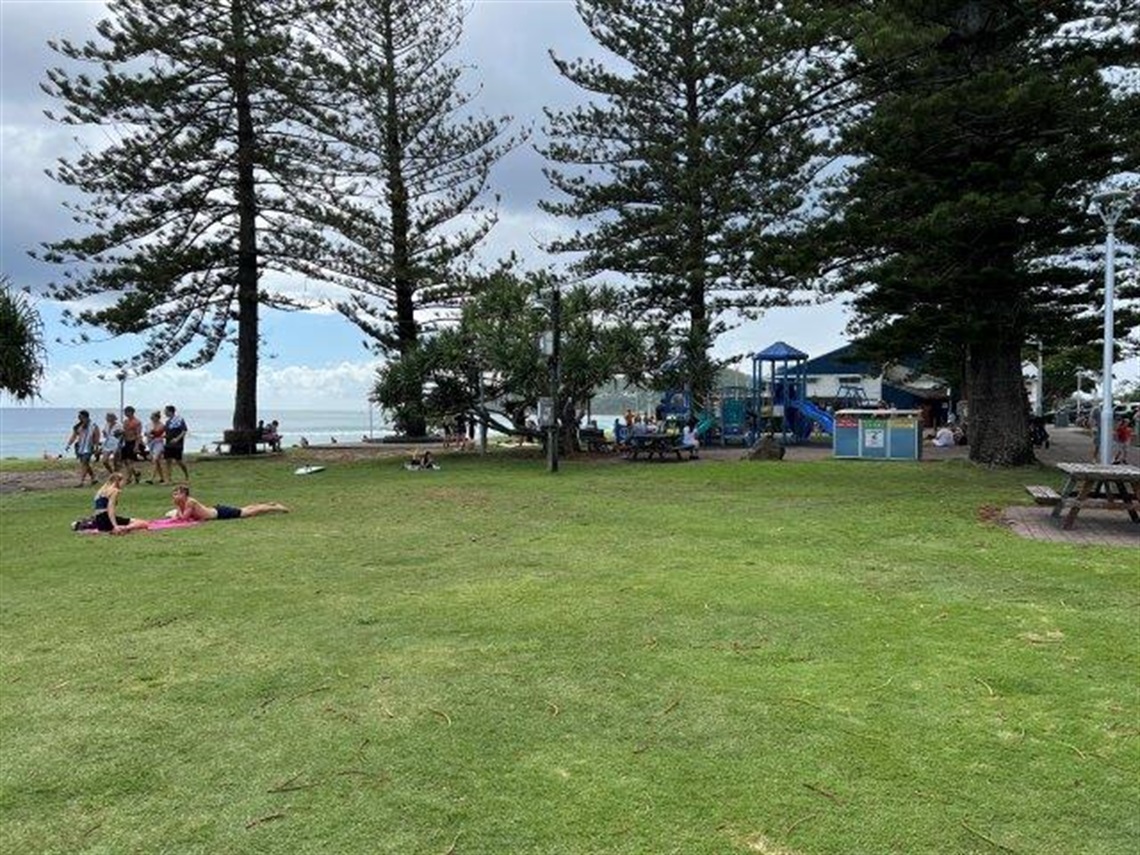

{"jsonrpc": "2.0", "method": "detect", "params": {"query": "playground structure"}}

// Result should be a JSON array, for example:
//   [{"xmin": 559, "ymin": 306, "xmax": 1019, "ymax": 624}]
[
  {"xmin": 750, "ymin": 341, "xmax": 836, "ymax": 445},
  {"xmin": 640, "ymin": 340, "xmax": 842, "ymax": 447},
  {"xmin": 644, "ymin": 385, "xmax": 741, "ymax": 447},
  {"xmin": 611, "ymin": 341, "xmax": 938, "ymax": 450}
]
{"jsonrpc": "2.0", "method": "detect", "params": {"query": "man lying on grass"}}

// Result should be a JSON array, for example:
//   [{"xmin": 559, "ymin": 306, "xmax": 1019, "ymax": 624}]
[{"xmin": 170, "ymin": 484, "xmax": 289, "ymax": 522}]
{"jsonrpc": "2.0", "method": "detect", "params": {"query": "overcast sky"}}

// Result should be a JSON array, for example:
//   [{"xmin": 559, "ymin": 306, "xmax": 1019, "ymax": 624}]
[{"xmin": 1, "ymin": 1, "xmax": 1131, "ymax": 412}]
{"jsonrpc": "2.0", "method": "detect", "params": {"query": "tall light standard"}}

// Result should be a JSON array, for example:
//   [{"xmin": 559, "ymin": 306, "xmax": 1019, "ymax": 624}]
[
  {"xmin": 1074, "ymin": 370, "xmax": 1083, "ymax": 423},
  {"xmin": 538, "ymin": 284, "xmax": 562, "ymax": 474},
  {"xmin": 1030, "ymin": 339, "xmax": 1043, "ymax": 417},
  {"xmin": 116, "ymin": 369, "xmax": 128, "ymax": 419},
  {"xmin": 1091, "ymin": 189, "xmax": 1132, "ymax": 465}
]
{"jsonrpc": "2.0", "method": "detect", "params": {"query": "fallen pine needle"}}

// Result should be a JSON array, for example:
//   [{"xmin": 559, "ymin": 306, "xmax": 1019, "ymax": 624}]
[
  {"xmin": 245, "ymin": 812, "xmax": 286, "ymax": 829},
  {"xmin": 784, "ymin": 812, "xmax": 819, "ymax": 836},
  {"xmin": 660, "ymin": 696, "xmax": 682, "ymax": 716},
  {"xmin": 267, "ymin": 773, "xmax": 317, "ymax": 793},
  {"xmin": 974, "ymin": 677, "xmax": 996, "ymax": 697},
  {"xmin": 429, "ymin": 708, "xmax": 452, "ymax": 726},
  {"xmin": 443, "ymin": 831, "xmax": 462, "ymax": 854},
  {"xmin": 547, "ymin": 702, "xmax": 560, "ymax": 717},
  {"xmin": 803, "ymin": 782, "xmax": 843, "ymax": 804},
  {"xmin": 960, "ymin": 818, "xmax": 1018, "ymax": 853},
  {"xmin": 1055, "ymin": 740, "xmax": 1088, "ymax": 760}
]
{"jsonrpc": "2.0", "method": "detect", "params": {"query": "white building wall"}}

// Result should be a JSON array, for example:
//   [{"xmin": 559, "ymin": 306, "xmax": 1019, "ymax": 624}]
[{"xmin": 805, "ymin": 374, "xmax": 883, "ymax": 401}]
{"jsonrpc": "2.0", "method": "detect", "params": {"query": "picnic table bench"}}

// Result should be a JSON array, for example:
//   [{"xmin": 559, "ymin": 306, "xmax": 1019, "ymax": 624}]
[
  {"xmin": 212, "ymin": 439, "xmax": 278, "ymax": 455},
  {"xmin": 1023, "ymin": 484, "xmax": 1062, "ymax": 506},
  {"xmin": 212, "ymin": 429, "xmax": 280, "ymax": 455},
  {"xmin": 625, "ymin": 433, "xmax": 697, "ymax": 461},
  {"xmin": 577, "ymin": 427, "xmax": 611, "ymax": 453},
  {"xmin": 1049, "ymin": 462, "xmax": 1140, "ymax": 530}
]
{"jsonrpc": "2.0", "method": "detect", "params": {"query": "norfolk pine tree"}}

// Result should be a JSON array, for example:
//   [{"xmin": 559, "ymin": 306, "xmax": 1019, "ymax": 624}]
[
  {"xmin": 541, "ymin": 0, "xmax": 851, "ymax": 400},
  {"xmin": 37, "ymin": 0, "xmax": 338, "ymax": 448},
  {"xmin": 0, "ymin": 277, "xmax": 47, "ymax": 401},
  {"xmin": 304, "ymin": 0, "xmax": 521, "ymax": 436},
  {"xmin": 820, "ymin": 2, "xmax": 1139, "ymax": 466}
]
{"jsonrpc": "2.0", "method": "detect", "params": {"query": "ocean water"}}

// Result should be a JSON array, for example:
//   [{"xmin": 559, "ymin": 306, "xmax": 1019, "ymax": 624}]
[{"xmin": 0, "ymin": 407, "xmax": 390, "ymax": 460}]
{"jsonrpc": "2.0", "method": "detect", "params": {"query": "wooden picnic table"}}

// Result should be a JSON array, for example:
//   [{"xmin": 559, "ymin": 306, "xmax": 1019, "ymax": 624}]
[
  {"xmin": 1051, "ymin": 462, "xmax": 1140, "ymax": 530},
  {"xmin": 625, "ymin": 433, "xmax": 696, "ymax": 461}
]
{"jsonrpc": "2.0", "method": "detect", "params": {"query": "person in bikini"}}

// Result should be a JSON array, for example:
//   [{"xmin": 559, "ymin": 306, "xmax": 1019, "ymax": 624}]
[
  {"xmin": 169, "ymin": 484, "xmax": 289, "ymax": 521},
  {"xmin": 91, "ymin": 472, "xmax": 150, "ymax": 534}
]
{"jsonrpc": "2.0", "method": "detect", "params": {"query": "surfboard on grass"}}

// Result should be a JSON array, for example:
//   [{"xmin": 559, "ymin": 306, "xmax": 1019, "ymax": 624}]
[{"xmin": 294, "ymin": 465, "xmax": 326, "ymax": 476}]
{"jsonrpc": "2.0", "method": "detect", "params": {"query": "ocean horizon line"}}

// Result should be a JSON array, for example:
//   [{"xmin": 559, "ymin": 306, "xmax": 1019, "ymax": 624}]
[{"xmin": 0, "ymin": 406, "xmax": 392, "ymax": 460}]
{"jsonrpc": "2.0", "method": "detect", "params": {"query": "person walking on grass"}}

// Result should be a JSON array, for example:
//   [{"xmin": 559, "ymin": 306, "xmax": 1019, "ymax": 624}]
[
  {"xmin": 1114, "ymin": 415, "xmax": 1134, "ymax": 465},
  {"xmin": 92, "ymin": 472, "xmax": 150, "ymax": 534},
  {"xmin": 119, "ymin": 405, "xmax": 144, "ymax": 484},
  {"xmin": 169, "ymin": 484, "xmax": 289, "ymax": 521},
  {"xmin": 162, "ymin": 404, "xmax": 190, "ymax": 483},
  {"xmin": 64, "ymin": 409, "xmax": 101, "ymax": 487},
  {"xmin": 145, "ymin": 410, "xmax": 167, "ymax": 483},
  {"xmin": 99, "ymin": 412, "xmax": 121, "ymax": 475}
]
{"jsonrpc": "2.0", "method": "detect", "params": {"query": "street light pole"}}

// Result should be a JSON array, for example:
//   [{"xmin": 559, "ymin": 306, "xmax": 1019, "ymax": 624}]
[
  {"xmin": 1032, "ymin": 340, "xmax": 1043, "ymax": 417},
  {"xmin": 116, "ymin": 370, "xmax": 127, "ymax": 420},
  {"xmin": 1091, "ymin": 190, "xmax": 1132, "ymax": 465},
  {"xmin": 1074, "ymin": 371, "xmax": 1082, "ymax": 423},
  {"xmin": 547, "ymin": 283, "xmax": 562, "ymax": 474}
]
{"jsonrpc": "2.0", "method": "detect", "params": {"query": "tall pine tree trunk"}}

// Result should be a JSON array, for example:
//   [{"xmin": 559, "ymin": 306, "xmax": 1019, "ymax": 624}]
[
  {"xmin": 382, "ymin": 0, "xmax": 425, "ymax": 438},
  {"xmin": 231, "ymin": 0, "xmax": 259, "ymax": 451},
  {"xmin": 966, "ymin": 339, "xmax": 1033, "ymax": 466},
  {"xmin": 681, "ymin": 5, "xmax": 710, "ymax": 404}
]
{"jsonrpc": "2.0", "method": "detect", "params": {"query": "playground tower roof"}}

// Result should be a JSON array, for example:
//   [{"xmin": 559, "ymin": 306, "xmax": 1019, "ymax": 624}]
[{"xmin": 751, "ymin": 341, "xmax": 808, "ymax": 361}]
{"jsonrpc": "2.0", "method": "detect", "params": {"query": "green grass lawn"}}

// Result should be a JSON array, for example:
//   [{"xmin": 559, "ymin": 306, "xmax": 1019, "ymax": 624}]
[{"xmin": 1, "ymin": 452, "xmax": 1136, "ymax": 854}]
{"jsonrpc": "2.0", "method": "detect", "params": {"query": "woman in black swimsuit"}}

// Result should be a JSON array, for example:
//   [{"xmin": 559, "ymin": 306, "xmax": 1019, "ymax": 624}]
[{"xmin": 92, "ymin": 472, "xmax": 150, "ymax": 534}]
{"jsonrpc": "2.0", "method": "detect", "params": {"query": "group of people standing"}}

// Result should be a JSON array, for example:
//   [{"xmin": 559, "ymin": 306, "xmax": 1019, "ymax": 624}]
[{"xmin": 65, "ymin": 404, "xmax": 189, "ymax": 487}]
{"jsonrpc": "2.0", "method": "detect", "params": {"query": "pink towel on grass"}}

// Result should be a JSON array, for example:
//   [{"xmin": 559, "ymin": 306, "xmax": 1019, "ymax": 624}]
[
  {"xmin": 74, "ymin": 518, "xmax": 201, "ymax": 534},
  {"xmin": 147, "ymin": 517, "xmax": 201, "ymax": 530}
]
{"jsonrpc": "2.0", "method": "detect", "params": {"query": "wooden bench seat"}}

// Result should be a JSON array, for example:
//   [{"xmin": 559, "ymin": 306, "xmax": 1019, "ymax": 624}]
[
  {"xmin": 213, "ymin": 440, "xmax": 276, "ymax": 455},
  {"xmin": 1024, "ymin": 484, "xmax": 1061, "ymax": 506}
]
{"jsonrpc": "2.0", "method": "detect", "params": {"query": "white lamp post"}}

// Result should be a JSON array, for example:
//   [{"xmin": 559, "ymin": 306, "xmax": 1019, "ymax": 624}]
[
  {"xmin": 1091, "ymin": 190, "xmax": 1132, "ymax": 465},
  {"xmin": 116, "ymin": 369, "xmax": 128, "ymax": 420},
  {"xmin": 1031, "ymin": 339, "xmax": 1043, "ymax": 417},
  {"xmin": 1074, "ymin": 370, "xmax": 1083, "ymax": 423},
  {"xmin": 538, "ymin": 284, "xmax": 562, "ymax": 474}
]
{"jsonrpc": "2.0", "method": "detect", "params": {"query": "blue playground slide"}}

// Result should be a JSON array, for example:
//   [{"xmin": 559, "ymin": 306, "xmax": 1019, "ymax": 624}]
[
  {"xmin": 788, "ymin": 399, "xmax": 834, "ymax": 438},
  {"xmin": 695, "ymin": 411, "xmax": 717, "ymax": 438}
]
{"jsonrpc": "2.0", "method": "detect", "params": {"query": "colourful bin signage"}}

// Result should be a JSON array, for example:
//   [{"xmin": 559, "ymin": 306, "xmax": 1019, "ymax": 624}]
[{"xmin": 833, "ymin": 409, "xmax": 922, "ymax": 460}]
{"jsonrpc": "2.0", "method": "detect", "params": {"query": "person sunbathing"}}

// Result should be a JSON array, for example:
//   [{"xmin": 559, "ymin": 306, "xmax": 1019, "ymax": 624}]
[
  {"xmin": 92, "ymin": 472, "xmax": 151, "ymax": 534},
  {"xmin": 406, "ymin": 449, "xmax": 440, "ymax": 470},
  {"xmin": 170, "ymin": 484, "xmax": 289, "ymax": 521}
]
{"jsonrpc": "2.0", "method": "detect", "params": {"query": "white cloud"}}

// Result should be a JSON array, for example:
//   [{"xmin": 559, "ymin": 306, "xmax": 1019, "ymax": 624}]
[{"xmin": 28, "ymin": 359, "xmax": 381, "ymax": 412}]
